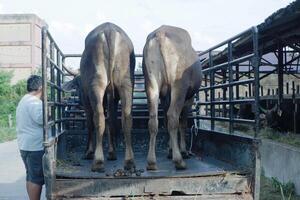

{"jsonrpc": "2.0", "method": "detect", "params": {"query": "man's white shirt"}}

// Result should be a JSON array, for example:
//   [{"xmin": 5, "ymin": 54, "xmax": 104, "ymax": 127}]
[{"xmin": 16, "ymin": 94, "xmax": 44, "ymax": 151}]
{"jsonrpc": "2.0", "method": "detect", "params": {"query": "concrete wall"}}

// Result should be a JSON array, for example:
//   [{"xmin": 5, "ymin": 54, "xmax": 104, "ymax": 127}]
[
  {"xmin": 0, "ymin": 14, "xmax": 47, "ymax": 84},
  {"xmin": 260, "ymin": 139, "xmax": 300, "ymax": 195}
]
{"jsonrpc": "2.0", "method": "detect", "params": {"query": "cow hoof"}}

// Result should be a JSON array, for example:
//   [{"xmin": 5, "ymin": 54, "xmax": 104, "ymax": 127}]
[
  {"xmin": 124, "ymin": 159, "xmax": 135, "ymax": 170},
  {"xmin": 146, "ymin": 163, "xmax": 158, "ymax": 171},
  {"xmin": 91, "ymin": 160, "xmax": 105, "ymax": 172},
  {"xmin": 83, "ymin": 151, "xmax": 94, "ymax": 160},
  {"xmin": 167, "ymin": 149, "xmax": 172, "ymax": 159},
  {"xmin": 181, "ymin": 151, "xmax": 190, "ymax": 159},
  {"xmin": 174, "ymin": 160, "xmax": 186, "ymax": 170},
  {"xmin": 107, "ymin": 152, "xmax": 117, "ymax": 161}
]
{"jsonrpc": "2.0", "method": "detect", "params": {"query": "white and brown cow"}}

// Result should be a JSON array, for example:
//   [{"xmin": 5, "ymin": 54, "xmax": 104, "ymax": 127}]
[
  {"xmin": 63, "ymin": 22, "xmax": 135, "ymax": 172},
  {"xmin": 142, "ymin": 25, "xmax": 202, "ymax": 170}
]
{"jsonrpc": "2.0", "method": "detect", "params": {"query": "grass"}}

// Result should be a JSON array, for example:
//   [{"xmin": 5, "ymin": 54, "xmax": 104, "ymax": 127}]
[
  {"xmin": 260, "ymin": 176, "xmax": 300, "ymax": 200},
  {"xmin": 259, "ymin": 129, "xmax": 300, "ymax": 148},
  {"xmin": 242, "ymin": 127, "xmax": 300, "ymax": 149},
  {"xmin": 214, "ymin": 121, "xmax": 300, "ymax": 149},
  {"xmin": 0, "ymin": 127, "xmax": 17, "ymax": 143}
]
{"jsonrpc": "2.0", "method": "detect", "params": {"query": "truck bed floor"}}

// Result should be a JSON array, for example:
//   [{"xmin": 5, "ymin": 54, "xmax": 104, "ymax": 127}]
[{"xmin": 56, "ymin": 151, "xmax": 244, "ymax": 179}]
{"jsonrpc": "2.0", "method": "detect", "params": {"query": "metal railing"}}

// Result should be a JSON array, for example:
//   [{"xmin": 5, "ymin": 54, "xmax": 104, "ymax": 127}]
[
  {"xmin": 42, "ymin": 27, "xmax": 67, "ymax": 148},
  {"xmin": 196, "ymin": 26, "xmax": 260, "ymax": 137}
]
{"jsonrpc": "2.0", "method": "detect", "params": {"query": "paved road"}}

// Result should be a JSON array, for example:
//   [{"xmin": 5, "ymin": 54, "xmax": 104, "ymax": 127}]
[{"xmin": 0, "ymin": 140, "xmax": 45, "ymax": 200}]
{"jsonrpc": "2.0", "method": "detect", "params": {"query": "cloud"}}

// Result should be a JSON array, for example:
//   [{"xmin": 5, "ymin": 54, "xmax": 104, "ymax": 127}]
[
  {"xmin": 49, "ymin": 21, "xmax": 76, "ymax": 33},
  {"xmin": 191, "ymin": 31, "xmax": 217, "ymax": 50},
  {"xmin": 96, "ymin": 12, "xmax": 109, "ymax": 22},
  {"xmin": 47, "ymin": 20, "xmax": 84, "ymax": 55},
  {"xmin": 141, "ymin": 19, "xmax": 156, "ymax": 34},
  {"xmin": 81, "ymin": 23, "xmax": 97, "ymax": 37},
  {"xmin": 0, "ymin": 3, "xmax": 3, "ymax": 13}
]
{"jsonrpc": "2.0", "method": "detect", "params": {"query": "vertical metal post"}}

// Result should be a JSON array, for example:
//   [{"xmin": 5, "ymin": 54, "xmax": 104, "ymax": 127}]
[
  {"xmin": 57, "ymin": 52, "xmax": 62, "ymax": 133},
  {"xmin": 278, "ymin": 41, "xmax": 284, "ymax": 106},
  {"xmin": 248, "ymin": 62, "xmax": 252, "ymax": 97},
  {"xmin": 235, "ymin": 65, "xmax": 240, "ymax": 99},
  {"xmin": 42, "ymin": 27, "xmax": 56, "ymax": 200},
  {"xmin": 252, "ymin": 26, "xmax": 260, "ymax": 200},
  {"xmin": 222, "ymin": 69, "xmax": 227, "ymax": 117},
  {"xmin": 195, "ymin": 91, "xmax": 201, "ymax": 129},
  {"xmin": 228, "ymin": 42, "xmax": 233, "ymax": 134},
  {"xmin": 62, "ymin": 57, "xmax": 67, "ymax": 130},
  {"xmin": 42, "ymin": 27, "xmax": 48, "ymax": 143},
  {"xmin": 209, "ymin": 51, "xmax": 215, "ymax": 131},
  {"xmin": 205, "ymin": 75, "xmax": 208, "ymax": 116},
  {"xmin": 50, "ymin": 42, "xmax": 56, "ymax": 137},
  {"xmin": 252, "ymin": 26, "xmax": 260, "ymax": 137},
  {"xmin": 292, "ymin": 81, "xmax": 296, "ymax": 134},
  {"xmin": 57, "ymin": 53, "xmax": 66, "ymax": 159}
]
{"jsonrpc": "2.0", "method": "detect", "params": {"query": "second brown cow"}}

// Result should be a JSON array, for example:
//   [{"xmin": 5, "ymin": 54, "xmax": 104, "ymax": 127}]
[{"xmin": 142, "ymin": 25, "xmax": 202, "ymax": 170}]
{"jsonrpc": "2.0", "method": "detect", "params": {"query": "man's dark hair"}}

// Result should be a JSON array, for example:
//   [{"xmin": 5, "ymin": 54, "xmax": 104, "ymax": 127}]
[{"xmin": 27, "ymin": 75, "xmax": 42, "ymax": 92}]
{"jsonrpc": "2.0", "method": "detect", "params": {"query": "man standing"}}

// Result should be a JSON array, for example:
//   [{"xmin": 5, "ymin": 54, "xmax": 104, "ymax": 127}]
[{"xmin": 16, "ymin": 75, "xmax": 44, "ymax": 200}]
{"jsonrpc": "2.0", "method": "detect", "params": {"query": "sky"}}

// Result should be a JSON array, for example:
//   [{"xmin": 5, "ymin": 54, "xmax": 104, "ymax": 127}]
[{"xmin": 0, "ymin": 0, "xmax": 295, "ymax": 58}]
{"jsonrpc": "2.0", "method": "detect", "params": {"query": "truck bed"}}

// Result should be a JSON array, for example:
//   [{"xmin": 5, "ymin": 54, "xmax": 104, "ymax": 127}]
[
  {"xmin": 56, "ymin": 151, "xmax": 240, "ymax": 178},
  {"xmin": 53, "ymin": 130, "xmax": 257, "ymax": 199},
  {"xmin": 55, "ymin": 151, "xmax": 251, "ymax": 199}
]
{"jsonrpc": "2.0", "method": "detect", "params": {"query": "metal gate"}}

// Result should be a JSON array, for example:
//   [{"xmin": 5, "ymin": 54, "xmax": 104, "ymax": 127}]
[{"xmin": 196, "ymin": 27, "xmax": 260, "ymax": 137}]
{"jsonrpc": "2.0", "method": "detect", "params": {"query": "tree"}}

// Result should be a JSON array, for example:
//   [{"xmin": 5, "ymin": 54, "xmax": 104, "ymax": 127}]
[{"xmin": 0, "ymin": 71, "xmax": 26, "ymax": 127}]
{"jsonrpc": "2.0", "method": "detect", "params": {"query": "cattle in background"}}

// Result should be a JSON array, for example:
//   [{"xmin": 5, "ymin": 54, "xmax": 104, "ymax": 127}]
[
  {"xmin": 238, "ymin": 103, "xmax": 255, "ymax": 120},
  {"xmin": 143, "ymin": 25, "xmax": 202, "ymax": 170},
  {"xmin": 260, "ymin": 99, "xmax": 300, "ymax": 133},
  {"xmin": 63, "ymin": 22, "xmax": 135, "ymax": 172}
]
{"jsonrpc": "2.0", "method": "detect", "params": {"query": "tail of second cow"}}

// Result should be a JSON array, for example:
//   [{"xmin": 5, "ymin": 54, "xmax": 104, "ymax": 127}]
[{"xmin": 101, "ymin": 27, "xmax": 119, "ymax": 98}]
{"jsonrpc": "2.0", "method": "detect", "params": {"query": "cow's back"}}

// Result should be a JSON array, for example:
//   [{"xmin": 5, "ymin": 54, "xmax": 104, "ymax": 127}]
[
  {"xmin": 80, "ymin": 22, "xmax": 134, "ymax": 92},
  {"xmin": 143, "ymin": 25, "xmax": 201, "ymax": 98}
]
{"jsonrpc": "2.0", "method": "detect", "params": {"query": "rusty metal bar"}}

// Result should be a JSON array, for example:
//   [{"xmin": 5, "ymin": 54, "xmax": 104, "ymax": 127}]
[
  {"xmin": 252, "ymin": 26, "xmax": 260, "ymax": 137},
  {"xmin": 50, "ymin": 42, "xmax": 56, "ymax": 138},
  {"xmin": 228, "ymin": 41, "xmax": 234, "ymax": 133},
  {"xmin": 209, "ymin": 51, "xmax": 215, "ymax": 131},
  {"xmin": 278, "ymin": 42, "xmax": 284, "ymax": 106},
  {"xmin": 198, "ymin": 27, "xmax": 254, "ymax": 57},
  {"xmin": 202, "ymin": 53, "xmax": 254, "ymax": 73},
  {"xmin": 199, "ymin": 78, "xmax": 254, "ymax": 91},
  {"xmin": 42, "ymin": 27, "xmax": 48, "ymax": 143},
  {"xmin": 57, "ymin": 52, "xmax": 62, "ymax": 133}
]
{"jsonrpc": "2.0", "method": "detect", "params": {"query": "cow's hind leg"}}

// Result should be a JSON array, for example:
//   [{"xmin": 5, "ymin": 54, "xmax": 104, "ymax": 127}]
[
  {"xmin": 107, "ymin": 92, "xmax": 119, "ymax": 160},
  {"xmin": 167, "ymin": 85, "xmax": 187, "ymax": 170},
  {"xmin": 84, "ymin": 104, "xmax": 95, "ymax": 160},
  {"xmin": 90, "ymin": 86, "xmax": 106, "ymax": 172},
  {"xmin": 179, "ymin": 97, "xmax": 193, "ymax": 159},
  {"xmin": 118, "ymin": 84, "xmax": 135, "ymax": 170},
  {"xmin": 161, "ymin": 96, "xmax": 172, "ymax": 159},
  {"xmin": 146, "ymin": 85, "xmax": 159, "ymax": 170}
]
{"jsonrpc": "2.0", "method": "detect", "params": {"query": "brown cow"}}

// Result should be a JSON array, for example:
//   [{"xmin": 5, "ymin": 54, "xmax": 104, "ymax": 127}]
[
  {"xmin": 142, "ymin": 25, "xmax": 202, "ymax": 170},
  {"xmin": 62, "ymin": 22, "xmax": 135, "ymax": 172}
]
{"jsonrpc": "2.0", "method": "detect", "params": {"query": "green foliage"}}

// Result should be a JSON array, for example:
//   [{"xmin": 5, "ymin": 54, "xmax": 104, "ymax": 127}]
[
  {"xmin": 271, "ymin": 177, "xmax": 295, "ymax": 197},
  {"xmin": 0, "ymin": 71, "xmax": 27, "ymax": 128},
  {"xmin": 240, "ymin": 127, "xmax": 300, "ymax": 148},
  {"xmin": 260, "ymin": 128, "xmax": 300, "ymax": 148},
  {"xmin": 0, "ymin": 127, "xmax": 16, "ymax": 143},
  {"xmin": 13, "ymin": 79, "xmax": 27, "ymax": 97},
  {"xmin": 260, "ymin": 176, "xmax": 300, "ymax": 200},
  {"xmin": 0, "ymin": 71, "xmax": 13, "ymax": 96}
]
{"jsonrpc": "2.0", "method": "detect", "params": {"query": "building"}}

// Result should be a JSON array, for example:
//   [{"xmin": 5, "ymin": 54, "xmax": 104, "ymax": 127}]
[{"xmin": 0, "ymin": 14, "xmax": 47, "ymax": 84}]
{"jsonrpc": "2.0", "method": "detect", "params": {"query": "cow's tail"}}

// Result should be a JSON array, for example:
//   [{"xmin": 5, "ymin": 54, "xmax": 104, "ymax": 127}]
[
  {"xmin": 157, "ymin": 32, "xmax": 170, "ymax": 84},
  {"xmin": 108, "ymin": 29, "xmax": 118, "ymax": 98}
]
